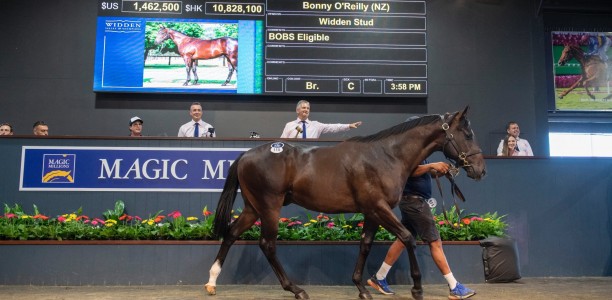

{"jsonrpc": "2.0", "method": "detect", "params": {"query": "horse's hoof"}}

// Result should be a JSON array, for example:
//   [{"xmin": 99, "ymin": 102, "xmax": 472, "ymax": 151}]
[
  {"xmin": 411, "ymin": 287, "xmax": 424, "ymax": 300},
  {"xmin": 295, "ymin": 290, "xmax": 309, "ymax": 299},
  {"xmin": 359, "ymin": 291, "xmax": 373, "ymax": 299},
  {"xmin": 204, "ymin": 284, "xmax": 216, "ymax": 295}
]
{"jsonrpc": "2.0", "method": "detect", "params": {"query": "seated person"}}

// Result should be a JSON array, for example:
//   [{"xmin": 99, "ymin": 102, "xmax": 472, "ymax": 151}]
[
  {"xmin": 496, "ymin": 122, "xmax": 532, "ymax": 156},
  {"xmin": 33, "ymin": 121, "xmax": 49, "ymax": 136},
  {"xmin": 178, "ymin": 102, "xmax": 215, "ymax": 138},
  {"xmin": 498, "ymin": 135, "xmax": 527, "ymax": 156},
  {"xmin": 0, "ymin": 123, "xmax": 14, "ymax": 135},
  {"xmin": 129, "ymin": 116, "xmax": 144, "ymax": 137}
]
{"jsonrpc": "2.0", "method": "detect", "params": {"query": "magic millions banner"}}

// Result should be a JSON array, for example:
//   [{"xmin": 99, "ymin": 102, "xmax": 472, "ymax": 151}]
[{"xmin": 20, "ymin": 146, "xmax": 248, "ymax": 192}]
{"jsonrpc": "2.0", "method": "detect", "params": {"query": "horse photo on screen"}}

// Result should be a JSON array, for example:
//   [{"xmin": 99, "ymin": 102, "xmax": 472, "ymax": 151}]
[
  {"xmin": 153, "ymin": 25, "xmax": 238, "ymax": 86},
  {"xmin": 557, "ymin": 44, "xmax": 611, "ymax": 100},
  {"xmin": 204, "ymin": 107, "xmax": 486, "ymax": 300}
]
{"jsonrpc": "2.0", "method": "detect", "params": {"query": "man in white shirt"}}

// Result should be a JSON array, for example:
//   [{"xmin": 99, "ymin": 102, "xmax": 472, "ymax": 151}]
[
  {"xmin": 496, "ymin": 122, "xmax": 533, "ymax": 156},
  {"xmin": 280, "ymin": 100, "xmax": 362, "ymax": 138},
  {"xmin": 178, "ymin": 102, "xmax": 216, "ymax": 138}
]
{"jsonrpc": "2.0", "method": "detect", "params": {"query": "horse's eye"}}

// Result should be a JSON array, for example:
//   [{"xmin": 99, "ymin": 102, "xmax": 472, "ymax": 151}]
[{"xmin": 464, "ymin": 129, "xmax": 473, "ymax": 140}]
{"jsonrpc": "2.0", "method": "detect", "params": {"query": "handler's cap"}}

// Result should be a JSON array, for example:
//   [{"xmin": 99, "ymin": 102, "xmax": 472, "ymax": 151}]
[{"xmin": 129, "ymin": 116, "xmax": 143, "ymax": 126}]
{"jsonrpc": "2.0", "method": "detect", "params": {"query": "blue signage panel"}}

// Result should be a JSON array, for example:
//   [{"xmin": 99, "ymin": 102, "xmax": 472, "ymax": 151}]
[{"xmin": 20, "ymin": 146, "xmax": 248, "ymax": 192}]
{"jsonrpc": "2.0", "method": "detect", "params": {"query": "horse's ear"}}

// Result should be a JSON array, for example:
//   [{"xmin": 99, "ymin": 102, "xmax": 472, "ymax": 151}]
[{"xmin": 456, "ymin": 106, "xmax": 469, "ymax": 120}]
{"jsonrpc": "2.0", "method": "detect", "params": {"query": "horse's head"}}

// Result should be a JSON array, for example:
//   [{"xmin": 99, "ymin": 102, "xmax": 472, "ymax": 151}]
[
  {"xmin": 558, "ymin": 44, "xmax": 580, "ymax": 66},
  {"xmin": 154, "ymin": 25, "xmax": 171, "ymax": 45},
  {"xmin": 440, "ymin": 106, "xmax": 486, "ymax": 180}
]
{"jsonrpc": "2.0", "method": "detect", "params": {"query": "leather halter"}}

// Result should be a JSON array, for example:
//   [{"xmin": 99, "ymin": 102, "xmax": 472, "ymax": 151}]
[
  {"xmin": 436, "ymin": 114, "xmax": 481, "ymax": 229},
  {"xmin": 440, "ymin": 114, "xmax": 481, "ymax": 175}
]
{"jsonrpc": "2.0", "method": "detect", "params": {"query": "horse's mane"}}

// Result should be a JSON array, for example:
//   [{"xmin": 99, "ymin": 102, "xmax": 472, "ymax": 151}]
[{"xmin": 347, "ymin": 114, "xmax": 441, "ymax": 143}]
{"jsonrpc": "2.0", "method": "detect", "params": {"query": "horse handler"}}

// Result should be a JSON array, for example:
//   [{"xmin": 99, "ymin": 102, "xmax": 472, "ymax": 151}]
[{"xmin": 368, "ymin": 159, "xmax": 476, "ymax": 300}]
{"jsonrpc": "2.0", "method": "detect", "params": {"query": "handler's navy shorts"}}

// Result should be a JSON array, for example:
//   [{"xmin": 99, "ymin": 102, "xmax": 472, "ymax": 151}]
[{"xmin": 399, "ymin": 195, "xmax": 440, "ymax": 243}]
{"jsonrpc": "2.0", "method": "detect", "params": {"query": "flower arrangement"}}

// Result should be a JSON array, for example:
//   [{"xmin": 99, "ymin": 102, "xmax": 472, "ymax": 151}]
[{"xmin": 0, "ymin": 201, "xmax": 507, "ymax": 241}]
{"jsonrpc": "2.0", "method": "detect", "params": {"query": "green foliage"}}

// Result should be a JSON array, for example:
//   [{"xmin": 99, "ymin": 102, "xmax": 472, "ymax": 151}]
[
  {"xmin": 433, "ymin": 207, "xmax": 508, "ymax": 241},
  {"xmin": 554, "ymin": 89, "xmax": 612, "ymax": 110},
  {"xmin": 0, "ymin": 201, "xmax": 508, "ymax": 242}
]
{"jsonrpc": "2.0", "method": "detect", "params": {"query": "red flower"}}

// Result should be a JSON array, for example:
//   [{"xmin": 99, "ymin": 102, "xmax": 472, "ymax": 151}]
[
  {"xmin": 461, "ymin": 218, "xmax": 471, "ymax": 225},
  {"xmin": 326, "ymin": 222, "xmax": 335, "ymax": 228},
  {"xmin": 33, "ymin": 214, "xmax": 49, "ymax": 221},
  {"xmin": 154, "ymin": 215, "xmax": 166, "ymax": 223},
  {"xmin": 288, "ymin": 221, "xmax": 302, "ymax": 227},
  {"xmin": 279, "ymin": 217, "xmax": 290, "ymax": 223},
  {"xmin": 76, "ymin": 215, "xmax": 89, "ymax": 221},
  {"xmin": 357, "ymin": 222, "xmax": 364, "ymax": 227},
  {"xmin": 203, "ymin": 209, "xmax": 213, "ymax": 217},
  {"xmin": 167, "ymin": 211, "xmax": 182, "ymax": 219}
]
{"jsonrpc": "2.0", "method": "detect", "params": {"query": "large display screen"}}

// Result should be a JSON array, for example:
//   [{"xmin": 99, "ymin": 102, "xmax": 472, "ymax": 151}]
[
  {"xmin": 94, "ymin": 0, "xmax": 427, "ymax": 97},
  {"xmin": 551, "ymin": 31, "xmax": 612, "ymax": 111}
]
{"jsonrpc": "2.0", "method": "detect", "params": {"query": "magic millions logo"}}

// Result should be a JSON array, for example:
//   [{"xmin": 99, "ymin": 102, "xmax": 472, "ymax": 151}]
[
  {"xmin": 42, "ymin": 154, "xmax": 76, "ymax": 184},
  {"xmin": 104, "ymin": 20, "xmax": 142, "ymax": 33}
]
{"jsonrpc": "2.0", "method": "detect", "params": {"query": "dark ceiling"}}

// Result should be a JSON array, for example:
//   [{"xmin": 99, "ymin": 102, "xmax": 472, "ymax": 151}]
[{"xmin": 539, "ymin": 0, "xmax": 612, "ymax": 14}]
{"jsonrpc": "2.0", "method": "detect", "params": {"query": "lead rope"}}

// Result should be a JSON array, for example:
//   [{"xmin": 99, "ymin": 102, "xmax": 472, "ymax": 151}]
[{"xmin": 433, "ymin": 169, "xmax": 466, "ymax": 230}]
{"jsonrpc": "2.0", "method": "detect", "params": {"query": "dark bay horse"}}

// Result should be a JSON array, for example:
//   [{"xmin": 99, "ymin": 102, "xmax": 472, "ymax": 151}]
[
  {"xmin": 154, "ymin": 25, "xmax": 238, "ymax": 86},
  {"xmin": 557, "ymin": 44, "xmax": 611, "ymax": 100},
  {"xmin": 205, "ymin": 107, "xmax": 486, "ymax": 300}
]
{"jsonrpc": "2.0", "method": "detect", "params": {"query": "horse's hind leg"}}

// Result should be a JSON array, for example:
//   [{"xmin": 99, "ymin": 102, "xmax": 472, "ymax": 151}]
[
  {"xmin": 192, "ymin": 60, "xmax": 199, "ymax": 85},
  {"xmin": 222, "ymin": 66, "xmax": 235, "ymax": 86},
  {"xmin": 222, "ymin": 56, "xmax": 235, "ymax": 86},
  {"xmin": 205, "ymin": 205, "xmax": 259, "ymax": 295},
  {"xmin": 182, "ymin": 57, "xmax": 193, "ymax": 86},
  {"xmin": 351, "ymin": 220, "xmax": 378, "ymax": 300},
  {"xmin": 258, "ymin": 208, "xmax": 308, "ymax": 299}
]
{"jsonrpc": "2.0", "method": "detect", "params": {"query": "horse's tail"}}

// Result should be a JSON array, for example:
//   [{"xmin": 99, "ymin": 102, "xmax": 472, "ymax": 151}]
[{"xmin": 212, "ymin": 153, "xmax": 244, "ymax": 239}]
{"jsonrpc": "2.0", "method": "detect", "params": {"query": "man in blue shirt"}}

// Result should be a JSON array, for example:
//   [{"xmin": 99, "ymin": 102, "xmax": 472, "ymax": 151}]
[
  {"xmin": 580, "ymin": 34, "xmax": 611, "ymax": 62},
  {"xmin": 368, "ymin": 160, "xmax": 476, "ymax": 299}
]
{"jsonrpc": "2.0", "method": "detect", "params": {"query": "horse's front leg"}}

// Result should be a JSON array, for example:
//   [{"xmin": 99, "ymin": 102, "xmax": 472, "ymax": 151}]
[
  {"xmin": 259, "ymin": 212, "xmax": 308, "ymax": 299},
  {"xmin": 559, "ymin": 76, "xmax": 584, "ymax": 98},
  {"xmin": 351, "ymin": 220, "xmax": 378, "ymax": 300},
  {"xmin": 373, "ymin": 211, "xmax": 423, "ymax": 300},
  {"xmin": 404, "ymin": 232, "xmax": 422, "ymax": 300},
  {"xmin": 204, "ymin": 206, "xmax": 259, "ymax": 295}
]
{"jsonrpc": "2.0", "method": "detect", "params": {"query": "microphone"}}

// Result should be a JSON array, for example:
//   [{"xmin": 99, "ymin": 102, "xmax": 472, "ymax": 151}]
[
  {"xmin": 294, "ymin": 125, "xmax": 303, "ymax": 138},
  {"xmin": 207, "ymin": 127, "xmax": 215, "ymax": 137}
]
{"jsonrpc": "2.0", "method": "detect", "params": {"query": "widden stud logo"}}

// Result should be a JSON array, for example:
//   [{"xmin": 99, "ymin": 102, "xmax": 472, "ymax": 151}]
[{"xmin": 42, "ymin": 154, "xmax": 76, "ymax": 183}]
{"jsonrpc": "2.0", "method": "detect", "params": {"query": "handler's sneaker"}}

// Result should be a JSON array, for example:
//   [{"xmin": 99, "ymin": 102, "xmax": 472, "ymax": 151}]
[
  {"xmin": 448, "ymin": 282, "xmax": 475, "ymax": 299},
  {"xmin": 367, "ymin": 276, "xmax": 395, "ymax": 295}
]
